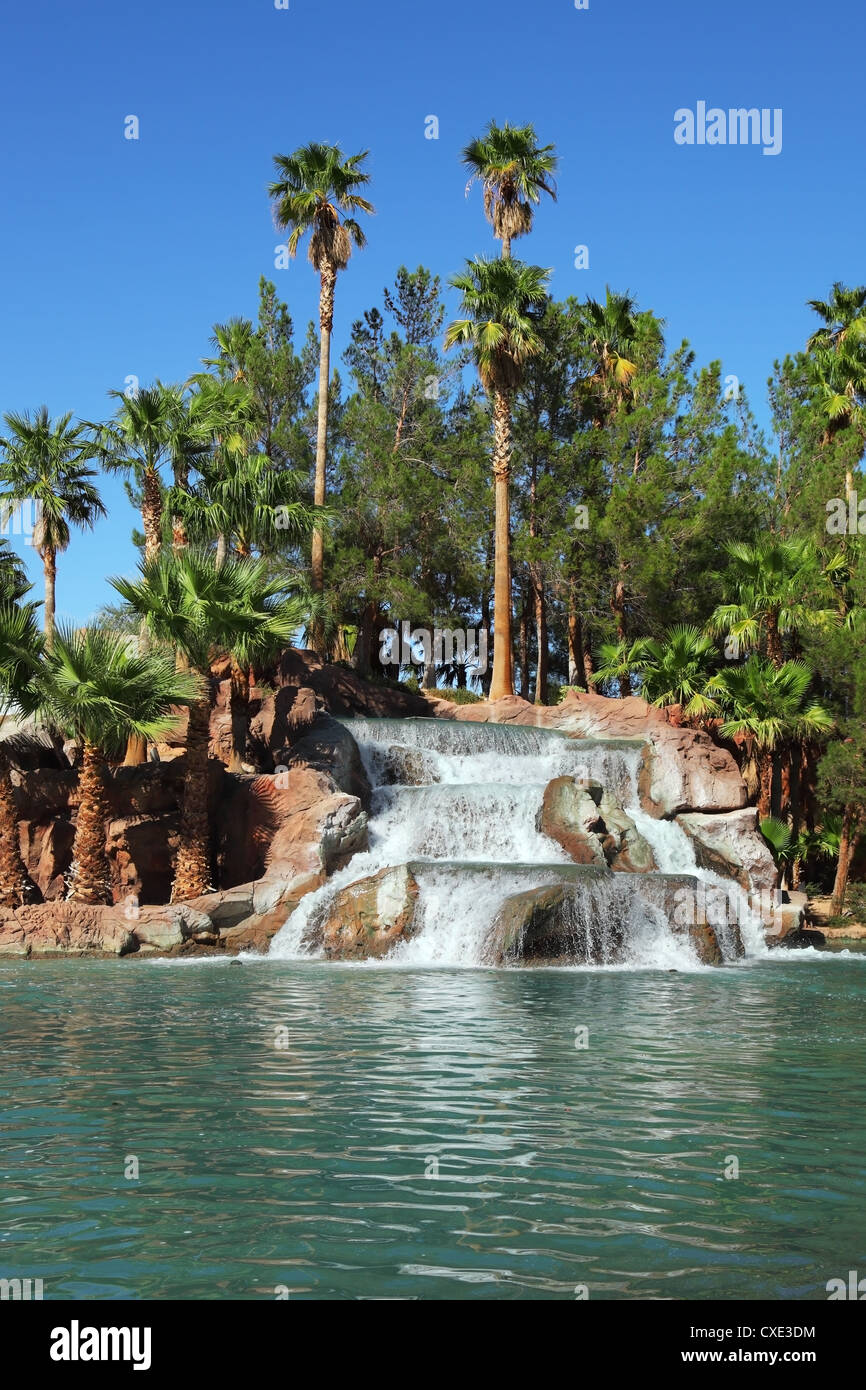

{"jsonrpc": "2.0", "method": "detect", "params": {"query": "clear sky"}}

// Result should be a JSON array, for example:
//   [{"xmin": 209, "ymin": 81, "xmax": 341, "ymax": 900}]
[{"xmin": 0, "ymin": 0, "xmax": 862, "ymax": 622}]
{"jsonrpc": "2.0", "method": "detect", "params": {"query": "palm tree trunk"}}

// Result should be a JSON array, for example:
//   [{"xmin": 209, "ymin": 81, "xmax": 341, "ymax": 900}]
[
  {"xmin": 68, "ymin": 741, "xmax": 111, "ymax": 905},
  {"xmin": 42, "ymin": 546, "xmax": 56, "ymax": 650},
  {"xmin": 131, "ymin": 480, "xmax": 160, "ymax": 765},
  {"xmin": 766, "ymin": 611, "xmax": 784, "ymax": 669},
  {"xmin": 124, "ymin": 735, "xmax": 147, "ymax": 766},
  {"xmin": 757, "ymin": 752, "xmax": 773, "ymax": 820},
  {"xmin": 0, "ymin": 764, "xmax": 41, "ymax": 907},
  {"xmin": 215, "ymin": 533, "xmax": 228, "ymax": 568},
  {"xmin": 171, "ymin": 695, "xmax": 212, "ymax": 902},
  {"xmin": 142, "ymin": 467, "xmax": 163, "ymax": 560},
  {"xmin": 831, "ymin": 804, "xmax": 856, "ymax": 915},
  {"xmin": 489, "ymin": 389, "xmax": 514, "ymax": 701},
  {"xmin": 780, "ymin": 743, "xmax": 793, "ymax": 822},
  {"xmin": 501, "ymin": 234, "xmax": 511, "ymax": 259},
  {"xmin": 228, "ymin": 658, "xmax": 251, "ymax": 774},
  {"xmin": 310, "ymin": 262, "xmax": 337, "ymax": 654}
]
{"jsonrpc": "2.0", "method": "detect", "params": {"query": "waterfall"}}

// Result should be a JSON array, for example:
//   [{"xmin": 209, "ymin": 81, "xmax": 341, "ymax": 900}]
[
  {"xmin": 627, "ymin": 808, "xmax": 768, "ymax": 958},
  {"xmin": 269, "ymin": 717, "xmax": 761, "ymax": 967}
]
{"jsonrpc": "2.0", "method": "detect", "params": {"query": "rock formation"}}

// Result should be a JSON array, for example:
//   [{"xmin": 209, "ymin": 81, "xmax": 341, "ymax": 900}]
[{"xmin": 1, "ymin": 652, "xmax": 808, "ymax": 962}]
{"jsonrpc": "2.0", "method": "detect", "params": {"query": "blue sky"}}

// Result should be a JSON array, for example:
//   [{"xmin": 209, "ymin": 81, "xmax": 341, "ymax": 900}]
[{"xmin": 0, "ymin": 0, "xmax": 862, "ymax": 622}]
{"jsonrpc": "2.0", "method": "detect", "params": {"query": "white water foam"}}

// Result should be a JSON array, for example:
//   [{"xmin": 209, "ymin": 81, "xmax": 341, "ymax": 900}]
[{"xmin": 269, "ymin": 717, "xmax": 761, "ymax": 969}]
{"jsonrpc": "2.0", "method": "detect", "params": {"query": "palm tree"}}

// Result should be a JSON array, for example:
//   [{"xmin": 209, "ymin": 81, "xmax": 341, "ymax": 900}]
[
  {"xmin": 99, "ymin": 384, "xmax": 211, "ymax": 559},
  {"xmin": 0, "ymin": 409, "xmax": 104, "ymax": 648},
  {"xmin": 445, "ymin": 257, "xmax": 550, "ymax": 700},
  {"xmin": 172, "ymin": 448, "xmax": 316, "ymax": 563},
  {"xmin": 44, "ymin": 626, "xmax": 197, "ymax": 905},
  {"xmin": 0, "ymin": 601, "xmax": 45, "ymax": 907},
  {"xmin": 719, "ymin": 657, "xmax": 833, "ymax": 818},
  {"xmin": 112, "ymin": 550, "xmax": 307, "ymax": 898},
  {"xmin": 0, "ymin": 539, "xmax": 31, "ymax": 602},
  {"xmin": 807, "ymin": 283, "xmax": 866, "ymax": 355},
  {"xmin": 577, "ymin": 288, "xmax": 644, "ymax": 422},
  {"xmin": 462, "ymin": 121, "xmax": 557, "ymax": 258},
  {"xmin": 203, "ymin": 317, "xmax": 255, "ymax": 383},
  {"xmin": 806, "ymin": 282, "xmax": 866, "ymax": 495},
  {"xmin": 269, "ymin": 144, "xmax": 375, "ymax": 648},
  {"xmin": 707, "ymin": 537, "xmax": 838, "ymax": 669},
  {"xmin": 593, "ymin": 636, "xmax": 652, "ymax": 700},
  {"xmin": 598, "ymin": 625, "xmax": 726, "ymax": 719},
  {"xmin": 761, "ymin": 815, "xmax": 839, "ymax": 892}
]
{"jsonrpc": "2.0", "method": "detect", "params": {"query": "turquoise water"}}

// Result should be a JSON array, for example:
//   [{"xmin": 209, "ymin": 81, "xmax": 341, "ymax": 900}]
[{"xmin": 1, "ymin": 954, "xmax": 864, "ymax": 1300}]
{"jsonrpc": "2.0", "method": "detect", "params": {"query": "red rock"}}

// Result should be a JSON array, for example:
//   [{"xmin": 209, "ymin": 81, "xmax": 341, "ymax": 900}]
[
  {"xmin": 316, "ymin": 864, "xmax": 420, "ymax": 960},
  {"xmin": 0, "ymin": 903, "xmax": 136, "ymax": 956}
]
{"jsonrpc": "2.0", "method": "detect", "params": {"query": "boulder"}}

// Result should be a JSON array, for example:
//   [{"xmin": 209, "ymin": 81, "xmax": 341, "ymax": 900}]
[
  {"xmin": 538, "ymin": 777, "xmax": 607, "ymax": 867},
  {"xmin": 133, "ymin": 903, "xmax": 213, "ymax": 950},
  {"xmin": 638, "ymin": 727, "xmax": 747, "ymax": 817},
  {"xmin": 772, "ymin": 927, "xmax": 826, "ymax": 950},
  {"xmin": 187, "ymin": 883, "xmax": 256, "ymax": 930},
  {"xmin": 250, "ymin": 704, "xmax": 371, "ymax": 807},
  {"xmin": 598, "ymin": 790, "xmax": 657, "ymax": 874},
  {"xmin": 372, "ymin": 744, "xmax": 438, "ymax": 787},
  {"xmin": 763, "ymin": 890, "xmax": 808, "ymax": 941},
  {"xmin": 427, "ymin": 689, "xmax": 748, "ymax": 817},
  {"xmin": 482, "ymin": 870, "xmax": 734, "ymax": 967},
  {"xmin": 0, "ymin": 903, "xmax": 136, "ymax": 957},
  {"xmin": 218, "ymin": 766, "xmax": 368, "ymax": 889},
  {"xmin": 19, "ymin": 817, "xmax": 75, "ymax": 899},
  {"xmin": 106, "ymin": 814, "xmax": 178, "ymax": 906},
  {"xmin": 315, "ymin": 864, "xmax": 420, "ymax": 960},
  {"xmin": 676, "ymin": 809, "xmax": 776, "ymax": 896}
]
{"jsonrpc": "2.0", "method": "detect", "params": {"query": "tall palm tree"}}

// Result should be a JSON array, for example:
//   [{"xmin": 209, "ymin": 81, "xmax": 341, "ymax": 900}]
[
  {"xmin": 807, "ymin": 282, "xmax": 866, "ymax": 355},
  {"xmin": 269, "ymin": 144, "xmax": 375, "ymax": 649},
  {"xmin": 203, "ymin": 317, "xmax": 255, "ymax": 383},
  {"xmin": 112, "ymin": 550, "xmax": 307, "ymax": 897},
  {"xmin": 0, "ymin": 409, "xmax": 104, "ymax": 648},
  {"xmin": 0, "ymin": 601, "xmax": 45, "ymax": 907},
  {"xmin": 45, "ymin": 626, "xmax": 197, "ymax": 905},
  {"xmin": 180, "ymin": 377, "xmax": 263, "ymax": 558},
  {"xmin": 172, "ymin": 448, "xmax": 316, "ymax": 564},
  {"xmin": 806, "ymin": 283, "xmax": 866, "ymax": 495},
  {"xmin": 462, "ymin": 121, "xmax": 557, "ymax": 258},
  {"xmin": 574, "ymin": 291, "xmax": 663, "ymax": 650},
  {"xmin": 707, "ymin": 537, "xmax": 838, "ymax": 669},
  {"xmin": 577, "ymin": 288, "xmax": 644, "ymax": 422},
  {"xmin": 445, "ymin": 257, "xmax": 550, "ymax": 700},
  {"xmin": 100, "ymin": 384, "xmax": 211, "ymax": 559},
  {"xmin": 719, "ymin": 656, "xmax": 833, "ymax": 818}
]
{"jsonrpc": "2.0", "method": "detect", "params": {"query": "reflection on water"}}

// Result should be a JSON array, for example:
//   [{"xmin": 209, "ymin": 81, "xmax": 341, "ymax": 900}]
[{"xmin": 0, "ymin": 957, "xmax": 864, "ymax": 1300}]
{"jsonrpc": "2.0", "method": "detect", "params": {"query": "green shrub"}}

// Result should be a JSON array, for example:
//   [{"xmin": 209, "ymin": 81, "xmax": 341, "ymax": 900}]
[
  {"xmin": 433, "ymin": 687, "xmax": 482, "ymax": 705},
  {"xmin": 556, "ymin": 684, "xmax": 585, "ymax": 704}
]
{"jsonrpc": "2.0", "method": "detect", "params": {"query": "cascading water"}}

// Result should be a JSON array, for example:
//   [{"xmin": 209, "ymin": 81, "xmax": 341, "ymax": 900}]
[{"xmin": 269, "ymin": 717, "xmax": 762, "ymax": 968}]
